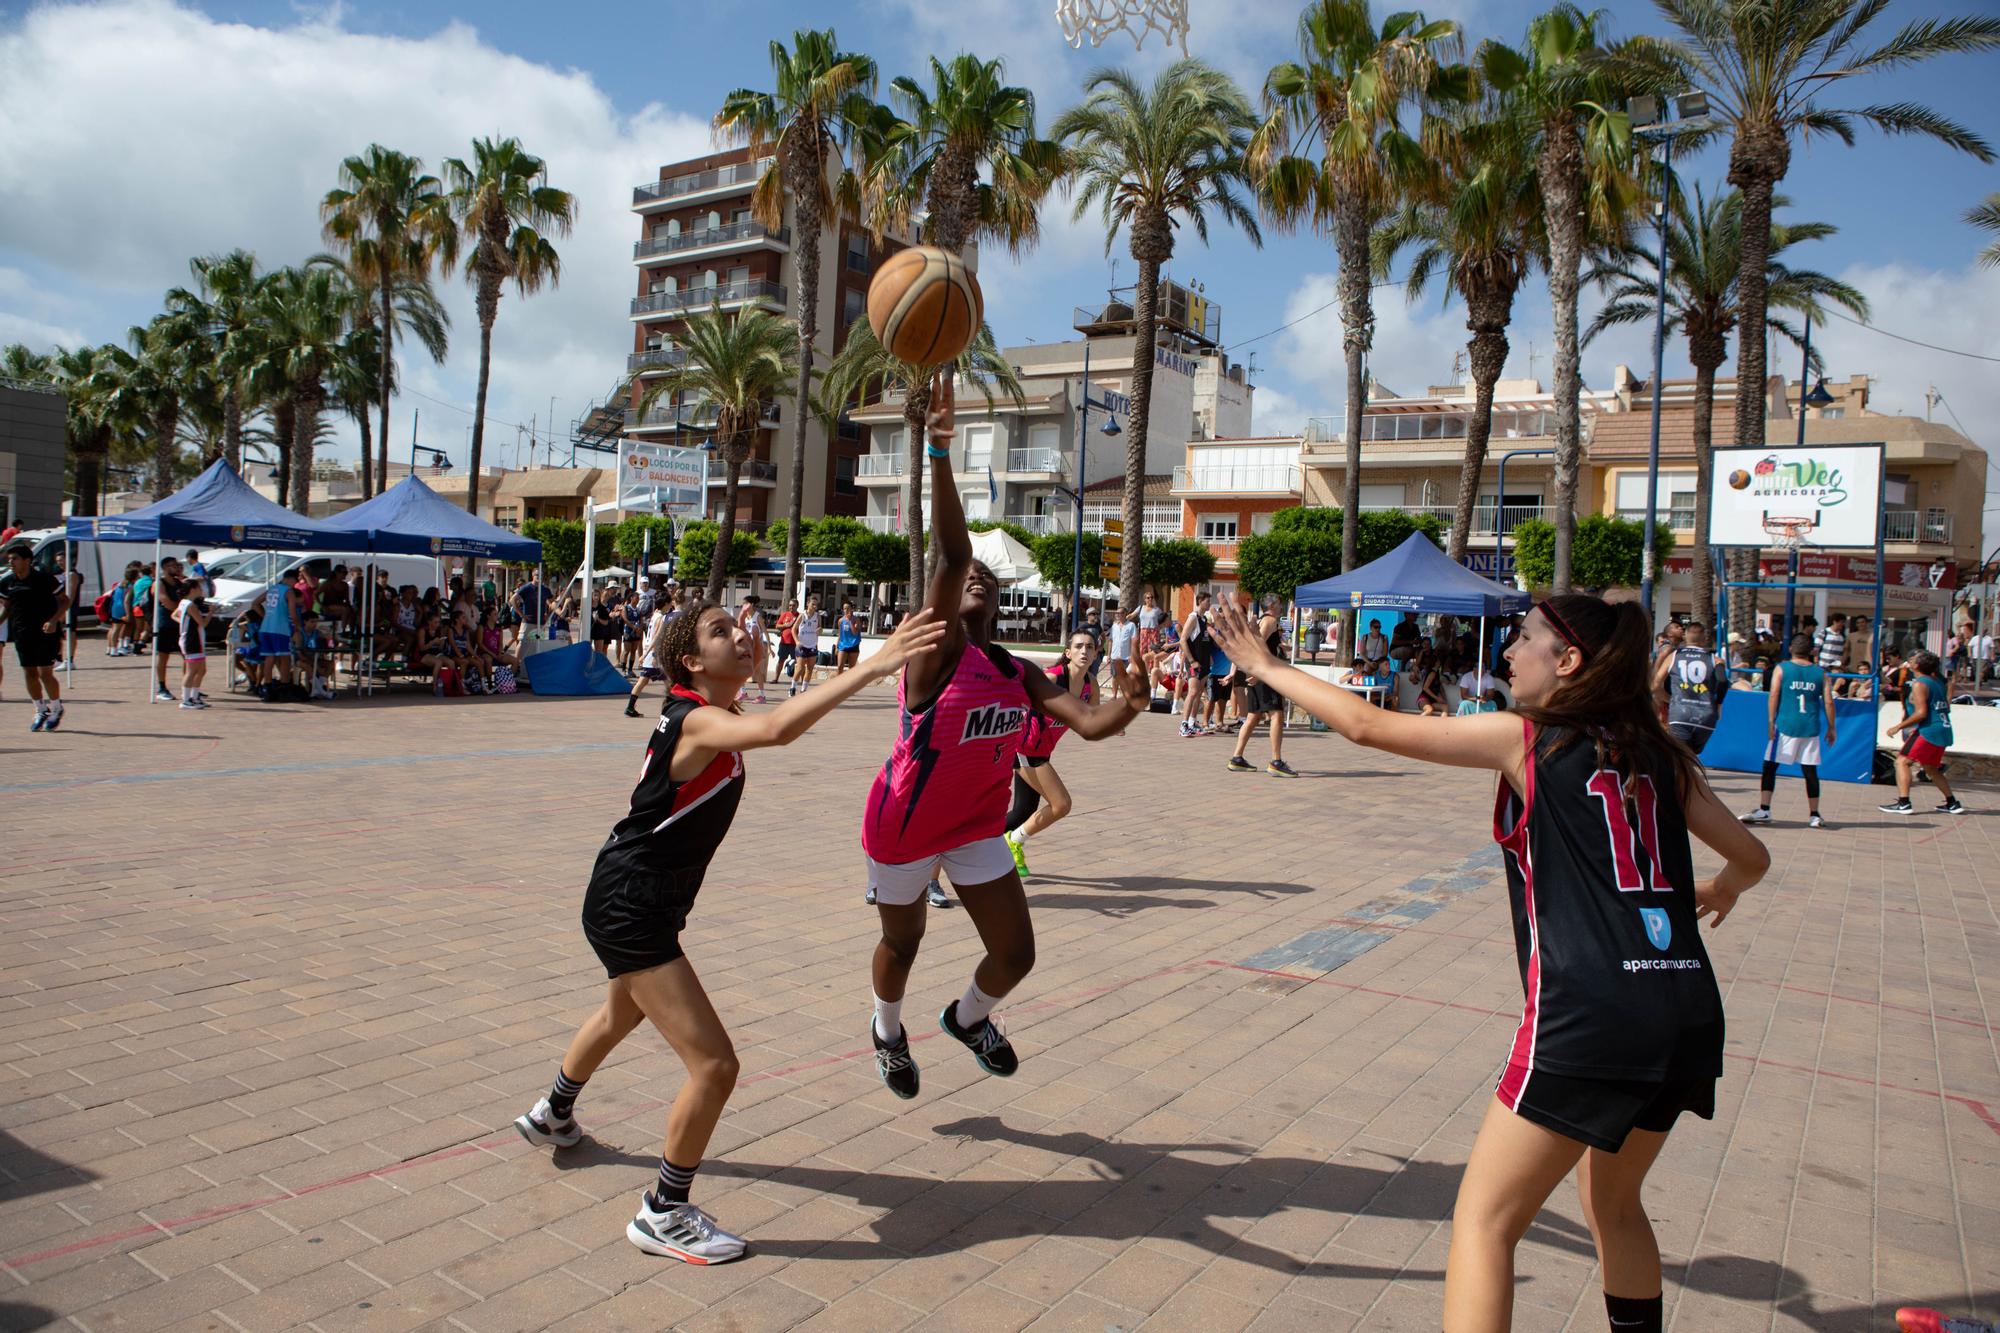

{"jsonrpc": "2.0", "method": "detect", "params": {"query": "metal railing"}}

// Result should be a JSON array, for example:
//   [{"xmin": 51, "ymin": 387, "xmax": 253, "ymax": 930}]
[
  {"xmin": 626, "ymin": 347, "xmax": 688, "ymax": 373},
  {"xmin": 709, "ymin": 458, "xmax": 778, "ymax": 484},
  {"xmin": 1004, "ymin": 448, "xmax": 1065, "ymax": 474},
  {"xmin": 1356, "ymin": 502, "xmax": 1548, "ymax": 537},
  {"xmin": 1885, "ymin": 509, "xmax": 1953, "ymax": 544},
  {"xmin": 857, "ymin": 453, "xmax": 906, "ymax": 477},
  {"xmin": 632, "ymin": 158, "xmax": 773, "ymax": 205},
  {"xmin": 634, "ymin": 220, "xmax": 789, "ymax": 260},
  {"xmin": 862, "ymin": 514, "xmax": 903, "ymax": 533},
  {"xmin": 1172, "ymin": 464, "xmax": 1300, "ymax": 493},
  {"xmin": 1614, "ymin": 506, "xmax": 1697, "ymax": 533},
  {"xmin": 631, "ymin": 279, "xmax": 787, "ymax": 317},
  {"xmin": 625, "ymin": 401, "xmax": 779, "ymax": 431},
  {"xmin": 1083, "ymin": 505, "xmax": 1180, "ymax": 538},
  {"xmin": 1005, "ymin": 513, "xmax": 1063, "ymax": 535}
]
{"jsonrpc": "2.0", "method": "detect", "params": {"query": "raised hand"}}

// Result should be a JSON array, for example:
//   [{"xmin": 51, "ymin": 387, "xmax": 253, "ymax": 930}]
[
  {"xmin": 927, "ymin": 371, "xmax": 956, "ymax": 449},
  {"xmin": 1208, "ymin": 599, "xmax": 1280, "ymax": 677},
  {"xmin": 870, "ymin": 607, "xmax": 947, "ymax": 676},
  {"xmin": 1694, "ymin": 876, "xmax": 1740, "ymax": 928}
]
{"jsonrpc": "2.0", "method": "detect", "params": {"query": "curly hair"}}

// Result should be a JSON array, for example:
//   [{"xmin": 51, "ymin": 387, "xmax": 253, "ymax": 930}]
[{"xmin": 659, "ymin": 601, "xmax": 732, "ymax": 691}]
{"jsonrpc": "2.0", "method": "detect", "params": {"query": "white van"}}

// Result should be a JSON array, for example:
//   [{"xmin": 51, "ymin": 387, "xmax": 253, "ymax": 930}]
[{"xmin": 18, "ymin": 529, "xmax": 161, "ymax": 616}]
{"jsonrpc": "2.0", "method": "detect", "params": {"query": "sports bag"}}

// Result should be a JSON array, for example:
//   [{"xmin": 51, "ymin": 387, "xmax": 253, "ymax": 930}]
[{"xmin": 492, "ymin": 665, "xmax": 518, "ymax": 695}]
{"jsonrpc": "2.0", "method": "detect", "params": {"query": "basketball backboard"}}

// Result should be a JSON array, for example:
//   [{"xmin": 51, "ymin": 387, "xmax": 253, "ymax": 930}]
[
  {"xmin": 1706, "ymin": 444, "xmax": 1884, "ymax": 549},
  {"xmin": 617, "ymin": 443, "xmax": 705, "ymax": 516}
]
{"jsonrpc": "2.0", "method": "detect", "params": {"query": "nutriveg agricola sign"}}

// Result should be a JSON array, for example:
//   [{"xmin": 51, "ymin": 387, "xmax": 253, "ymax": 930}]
[{"xmin": 1707, "ymin": 444, "xmax": 1884, "ymax": 550}]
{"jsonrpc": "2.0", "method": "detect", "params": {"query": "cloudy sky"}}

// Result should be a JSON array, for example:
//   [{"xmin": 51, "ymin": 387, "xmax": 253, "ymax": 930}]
[{"xmin": 2, "ymin": 0, "xmax": 1995, "ymax": 529}]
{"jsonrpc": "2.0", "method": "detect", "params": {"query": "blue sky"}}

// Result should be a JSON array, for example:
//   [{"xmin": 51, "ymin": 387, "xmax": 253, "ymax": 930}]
[{"xmin": 3, "ymin": 0, "xmax": 1996, "ymax": 502}]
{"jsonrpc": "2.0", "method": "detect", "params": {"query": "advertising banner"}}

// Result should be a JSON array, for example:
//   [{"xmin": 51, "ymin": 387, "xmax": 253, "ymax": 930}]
[{"xmin": 1707, "ymin": 444, "xmax": 1884, "ymax": 549}]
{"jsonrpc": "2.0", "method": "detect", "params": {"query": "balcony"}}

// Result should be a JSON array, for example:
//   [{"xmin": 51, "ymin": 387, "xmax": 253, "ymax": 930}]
[
  {"xmin": 631, "ymin": 279, "xmax": 788, "ymax": 319},
  {"xmin": 624, "ymin": 401, "xmax": 780, "ymax": 433},
  {"xmin": 635, "ymin": 220, "xmax": 789, "ymax": 264},
  {"xmin": 1005, "ymin": 513, "xmax": 1063, "ymax": 535},
  {"xmin": 632, "ymin": 158, "xmax": 774, "ymax": 210},
  {"xmin": 1171, "ymin": 464, "xmax": 1301, "ymax": 495},
  {"xmin": 1613, "ymin": 506, "xmax": 1697, "ymax": 533},
  {"xmin": 863, "ymin": 514, "xmax": 904, "ymax": 534},
  {"xmin": 1885, "ymin": 509, "xmax": 1952, "ymax": 545},
  {"xmin": 857, "ymin": 452, "xmax": 905, "ymax": 479},
  {"xmin": 709, "ymin": 458, "xmax": 778, "ymax": 486},
  {"xmin": 1083, "ymin": 505, "xmax": 1181, "ymax": 539},
  {"xmin": 626, "ymin": 347, "xmax": 689, "ymax": 374},
  {"xmin": 1004, "ymin": 448, "xmax": 1065, "ymax": 475},
  {"xmin": 1369, "ymin": 502, "xmax": 1549, "ymax": 537}
]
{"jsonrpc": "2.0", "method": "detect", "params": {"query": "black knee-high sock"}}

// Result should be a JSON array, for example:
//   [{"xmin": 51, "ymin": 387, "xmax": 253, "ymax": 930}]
[
  {"xmin": 1604, "ymin": 1292, "xmax": 1662, "ymax": 1331},
  {"xmin": 1005, "ymin": 770, "xmax": 1038, "ymax": 833},
  {"xmin": 547, "ymin": 1068, "xmax": 585, "ymax": 1120},
  {"xmin": 1801, "ymin": 764, "xmax": 1820, "ymax": 801}
]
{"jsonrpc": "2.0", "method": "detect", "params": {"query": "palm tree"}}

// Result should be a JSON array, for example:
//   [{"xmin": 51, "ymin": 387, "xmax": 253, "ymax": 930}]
[
  {"xmin": 441, "ymin": 137, "xmax": 575, "ymax": 514},
  {"xmin": 113, "ymin": 314, "xmax": 202, "ymax": 499},
  {"xmin": 1053, "ymin": 60, "xmax": 1262, "ymax": 611},
  {"xmin": 1631, "ymin": 2, "xmax": 1998, "ymax": 468},
  {"xmin": 1375, "ymin": 111, "xmax": 1544, "ymax": 564},
  {"xmin": 1481, "ymin": 5, "xmax": 1638, "ymax": 594},
  {"xmin": 307, "ymin": 252, "xmax": 451, "ymax": 490},
  {"xmin": 1969, "ymin": 193, "xmax": 2000, "ymax": 269},
  {"xmin": 328, "ymin": 322, "xmax": 386, "ymax": 484},
  {"xmin": 867, "ymin": 54, "xmax": 1067, "ymax": 587},
  {"xmin": 165, "ymin": 251, "xmax": 263, "ymax": 471},
  {"xmin": 631, "ymin": 305, "xmax": 800, "ymax": 600},
  {"xmin": 1251, "ymin": 0, "xmax": 1464, "ymax": 582},
  {"xmin": 321, "ymin": 145, "xmax": 458, "ymax": 497},
  {"xmin": 1584, "ymin": 185, "xmax": 1864, "ymax": 626},
  {"xmin": 252, "ymin": 266, "xmax": 354, "ymax": 515},
  {"xmin": 819, "ymin": 318, "xmax": 1026, "ymax": 596},
  {"xmin": 717, "ymin": 29, "xmax": 881, "ymax": 607}
]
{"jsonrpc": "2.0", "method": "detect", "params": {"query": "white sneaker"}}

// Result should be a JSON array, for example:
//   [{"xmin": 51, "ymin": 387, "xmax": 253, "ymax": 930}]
[
  {"xmin": 512, "ymin": 1097, "xmax": 582, "ymax": 1148},
  {"xmin": 1739, "ymin": 808, "xmax": 1771, "ymax": 824},
  {"xmin": 179, "ymin": 699, "xmax": 203, "ymax": 710},
  {"xmin": 626, "ymin": 1197, "xmax": 746, "ymax": 1264}
]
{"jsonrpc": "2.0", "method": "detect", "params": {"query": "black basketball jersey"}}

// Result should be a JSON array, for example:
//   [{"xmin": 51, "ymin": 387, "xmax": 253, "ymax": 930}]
[
  {"xmin": 1665, "ymin": 645, "xmax": 1726, "ymax": 728},
  {"xmin": 595, "ymin": 686, "xmax": 745, "ymax": 875},
  {"xmin": 1493, "ymin": 720, "xmax": 1722, "ymax": 1086}
]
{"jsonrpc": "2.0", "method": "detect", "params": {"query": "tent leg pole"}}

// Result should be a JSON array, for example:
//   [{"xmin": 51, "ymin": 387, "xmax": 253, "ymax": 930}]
[{"xmin": 149, "ymin": 539, "xmax": 159, "ymax": 704}]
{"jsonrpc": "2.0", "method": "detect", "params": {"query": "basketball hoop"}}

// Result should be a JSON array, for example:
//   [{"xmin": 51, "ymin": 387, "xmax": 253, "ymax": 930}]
[
  {"xmin": 1762, "ymin": 516, "xmax": 1814, "ymax": 551},
  {"xmin": 1054, "ymin": 0, "xmax": 1190, "ymax": 55}
]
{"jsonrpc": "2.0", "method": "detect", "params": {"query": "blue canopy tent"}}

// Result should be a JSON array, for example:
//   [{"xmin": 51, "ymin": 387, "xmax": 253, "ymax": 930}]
[
  {"xmin": 65, "ymin": 460, "xmax": 371, "ymax": 701},
  {"xmin": 319, "ymin": 475, "xmax": 545, "ymax": 694}
]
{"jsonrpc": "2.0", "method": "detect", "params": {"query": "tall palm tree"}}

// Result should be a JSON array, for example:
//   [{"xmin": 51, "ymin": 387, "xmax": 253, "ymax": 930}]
[
  {"xmin": 867, "ymin": 54, "xmax": 1067, "ymax": 587},
  {"xmin": 1969, "ymin": 192, "xmax": 2000, "ymax": 269},
  {"xmin": 307, "ymin": 252, "xmax": 451, "ymax": 491},
  {"xmin": 441, "ymin": 137, "xmax": 574, "ymax": 514},
  {"xmin": 1481, "ymin": 5, "xmax": 1639, "ymax": 594},
  {"xmin": 1053, "ymin": 60, "xmax": 1263, "ymax": 611},
  {"xmin": 1631, "ymin": 3, "xmax": 1998, "ymax": 467},
  {"xmin": 631, "ymin": 305, "xmax": 800, "ymax": 600},
  {"xmin": 165, "ymin": 251, "xmax": 263, "ymax": 471},
  {"xmin": 321, "ymin": 145, "xmax": 457, "ymax": 498},
  {"xmin": 112, "ymin": 314, "xmax": 201, "ymax": 499},
  {"xmin": 717, "ymin": 29, "xmax": 881, "ymax": 607},
  {"xmin": 1251, "ymin": 0, "xmax": 1464, "ymax": 582},
  {"xmin": 820, "ymin": 319, "xmax": 1027, "ymax": 593},
  {"xmin": 1375, "ymin": 111, "xmax": 1544, "ymax": 564},
  {"xmin": 328, "ymin": 322, "xmax": 386, "ymax": 483},
  {"xmin": 1584, "ymin": 185, "xmax": 1864, "ymax": 626},
  {"xmin": 253, "ymin": 266, "xmax": 354, "ymax": 515}
]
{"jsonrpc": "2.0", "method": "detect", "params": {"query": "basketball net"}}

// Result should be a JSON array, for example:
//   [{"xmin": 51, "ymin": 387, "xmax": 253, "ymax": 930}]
[
  {"xmin": 1762, "ymin": 517, "xmax": 1813, "ymax": 552},
  {"xmin": 1054, "ymin": 0, "xmax": 1191, "ymax": 55}
]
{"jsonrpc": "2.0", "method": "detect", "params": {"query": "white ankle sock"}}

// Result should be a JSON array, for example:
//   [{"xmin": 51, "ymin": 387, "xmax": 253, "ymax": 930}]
[
  {"xmin": 872, "ymin": 995, "xmax": 903, "ymax": 1043},
  {"xmin": 957, "ymin": 980, "xmax": 1001, "ymax": 1028}
]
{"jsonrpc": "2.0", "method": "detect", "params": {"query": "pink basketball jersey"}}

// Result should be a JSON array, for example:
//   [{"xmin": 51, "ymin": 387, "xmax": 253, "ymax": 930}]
[
  {"xmin": 862, "ymin": 642, "xmax": 1032, "ymax": 862},
  {"xmin": 1018, "ymin": 663, "xmax": 1091, "ymax": 759}
]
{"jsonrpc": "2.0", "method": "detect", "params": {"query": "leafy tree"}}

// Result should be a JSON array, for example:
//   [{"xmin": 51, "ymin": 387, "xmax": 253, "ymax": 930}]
[
  {"xmin": 613, "ymin": 514, "xmax": 679, "ymax": 562},
  {"xmin": 1236, "ymin": 527, "xmax": 1340, "ymax": 600},
  {"xmin": 675, "ymin": 519, "xmax": 756, "ymax": 585},
  {"xmin": 1138, "ymin": 537, "xmax": 1217, "ymax": 599},
  {"xmin": 966, "ymin": 517, "xmax": 1038, "ymax": 550},
  {"xmin": 321, "ymin": 145, "xmax": 457, "ymax": 497},
  {"xmin": 1053, "ymin": 60, "xmax": 1262, "ymax": 610},
  {"xmin": 166, "ymin": 250, "xmax": 264, "ymax": 472},
  {"xmin": 1585, "ymin": 185, "xmax": 1863, "ymax": 629},
  {"xmin": 763, "ymin": 516, "xmax": 800, "ymax": 554},
  {"xmin": 1512, "ymin": 513, "xmax": 1672, "ymax": 590},
  {"xmin": 1251, "ymin": 0, "xmax": 1465, "ymax": 577},
  {"xmin": 1266, "ymin": 505, "xmax": 1444, "ymax": 565},
  {"xmin": 522, "ymin": 519, "xmax": 607, "ymax": 577},
  {"xmin": 718, "ymin": 29, "xmax": 881, "ymax": 603},
  {"xmin": 250, "ymin": 265, "xmax": 354, "ymax": 515},
  {"xmin": 442, "ymin": 137, "xmax": 575, "ymax": 512},
  {"xmin": 803, "ymin": 514, "xmax": 867, "ymax": 558},
  {"xmin": 842, "ymin": 530, "xmax": 908, "ymax": 585},
  {"xmin": 1031, "ymin": 531, "xmax": 1106, "ymax": 601}
]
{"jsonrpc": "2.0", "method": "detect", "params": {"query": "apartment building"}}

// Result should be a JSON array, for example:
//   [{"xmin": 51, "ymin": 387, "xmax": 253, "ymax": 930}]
[
  {"xmin": 849, "ymin": 279, "xmax": 1253, "ymax": 539},
  {"xmin": 616, "ymin": 146, "xmax": 925, "ymax": 528},
  {"xmin": 1168, "ymin": 436, "xmax": 1303, "ymax": 611}
]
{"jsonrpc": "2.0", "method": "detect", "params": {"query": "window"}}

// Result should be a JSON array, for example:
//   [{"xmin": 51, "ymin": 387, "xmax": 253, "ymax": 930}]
[
  {"xmin": 727, "ymin": 265, "xmax": 749, "ymax": 287},
  {"xmin": 1198, "ymin": 515, "xmax": 1239, "ymax": 542},
  {"xmin": 1030, "ymin": 423, "xmax": 1059, "ymax": 454},
  {"xmin": 834, "ymin": 455, "xmax": 857, "ymax": 497},
  {"xmin": 732, "ymin": 208, "xmax": 751, "ymax": 224},
  {"xmin": 1251, "ymin": 512, "xmax": 1276, "ymax": 536},
  {"xmin": 841, "ymin": 288, "xmax": 865, "ymax": 327},
  {"xmin": 1820, "ymin": 407, "xmax": 1844, "ymax": 419},
  {"xmin": 962, "ymin": 424, "xmax": 993, "ymax": 470},
  {"xmin": 1358, "ymin": 484, "xmax": 1405, "ymax": 508},
  {"xmin": 666, "ymin": 218, "xmax": 681, "ymax": 238},
  {"xmin": 703, "ymin": 269, "xmax": 718, "ymax": 288},
  {"xmin": 707, "ymin": 210, "xmax": 722, "ymax": 230}
]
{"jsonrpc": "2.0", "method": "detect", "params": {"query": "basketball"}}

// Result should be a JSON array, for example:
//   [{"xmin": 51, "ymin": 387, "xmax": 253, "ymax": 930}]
[
  {"xmin": 866, "ymin": 245, "xmax": 983, "ymax": 367},
  {"xmin": 1728, "ymin": 469, "xmax": 1751, "ymax": 490}
]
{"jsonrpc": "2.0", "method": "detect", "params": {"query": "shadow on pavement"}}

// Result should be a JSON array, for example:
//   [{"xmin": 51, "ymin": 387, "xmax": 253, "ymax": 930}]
[
  {"xmin": 0, "ymin": 1302, "xmax": 59, "ymax": 1332},
  {"xmin": 1028, "ymin": 874, "xmax": 1313, "ymax": 905}
]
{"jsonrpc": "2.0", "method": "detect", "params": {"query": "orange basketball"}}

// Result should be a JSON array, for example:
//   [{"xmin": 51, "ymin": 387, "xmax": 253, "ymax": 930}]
[{"xmin": 866, "ymin": 245, "xmax": 983, "ymax": 367}]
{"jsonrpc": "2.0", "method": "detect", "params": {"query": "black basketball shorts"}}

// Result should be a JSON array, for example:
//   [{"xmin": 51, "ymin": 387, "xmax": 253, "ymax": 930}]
[
  {"xmin": 580, "ymin": 859, "xmax": 706, "ymax": 978},
  {"xmin": 1502, "ymin": 1022, "xmax": 1723, "ymax": 1152}
]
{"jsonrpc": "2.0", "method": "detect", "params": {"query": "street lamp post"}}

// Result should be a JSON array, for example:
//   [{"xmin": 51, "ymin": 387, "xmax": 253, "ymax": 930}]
[
  {"xmin": 1631, "ymin": 90, "xmax": 1712, "ymax": 623},
  {"xmin": 1782, "ymin": 315, "xmax": 1837, "ymax": 646},
  {"xmin": 1067, "ymin": 341, "xmax": 1122, "ymax": 632}
]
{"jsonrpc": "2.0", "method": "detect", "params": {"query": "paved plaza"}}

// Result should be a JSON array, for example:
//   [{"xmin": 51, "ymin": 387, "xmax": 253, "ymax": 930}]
[{"xmin": 1, "ymin": 656, "xmax": 1995, "ymax": 1332}]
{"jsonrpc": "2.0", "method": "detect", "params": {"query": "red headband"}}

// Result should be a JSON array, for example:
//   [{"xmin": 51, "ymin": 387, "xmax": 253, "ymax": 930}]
[{"xmin": 1540, "ymin": 603, "xmax": 1593, "ymax": 661}]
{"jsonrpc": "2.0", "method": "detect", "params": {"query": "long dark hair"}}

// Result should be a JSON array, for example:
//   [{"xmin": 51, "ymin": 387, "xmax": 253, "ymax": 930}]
[{"xmin": 1516, "ymin": 594, "xmax": 1702, "ymax": 800}]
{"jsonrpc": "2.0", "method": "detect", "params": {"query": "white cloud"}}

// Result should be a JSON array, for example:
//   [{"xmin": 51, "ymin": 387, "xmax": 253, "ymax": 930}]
[
  {"xmin": 0, "ymin": 267, "xmax": 90, "ymax": 349},
  {"xmin": 0, "ymin": 0, "xmax": 711, "ymax": 462}
]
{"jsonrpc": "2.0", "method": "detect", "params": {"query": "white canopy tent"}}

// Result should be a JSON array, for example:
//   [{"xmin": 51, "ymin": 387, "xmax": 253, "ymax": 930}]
[{"xmin": 971, "ymin": 528, "xmax": 1038, "ymax": 582}]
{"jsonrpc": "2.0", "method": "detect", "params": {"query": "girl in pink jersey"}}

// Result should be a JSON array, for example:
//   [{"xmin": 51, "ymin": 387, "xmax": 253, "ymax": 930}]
[
  {"xmin": 863, "ymin": 374, "xmax": 1150, "ymax": 1099},
  {"xmin": 1001, "ymin": 628, "xmax": 1097, "ymax": 877}
]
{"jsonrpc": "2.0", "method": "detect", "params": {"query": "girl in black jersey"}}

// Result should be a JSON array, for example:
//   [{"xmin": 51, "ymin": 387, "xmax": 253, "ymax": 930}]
[
  {"xmin": 514, "ymin": 601, "xmax": 944, "ymax": 1266},
  {"xmin": 1211, "ymin": 594, "xmax": 1769, "ymax": 1333}
]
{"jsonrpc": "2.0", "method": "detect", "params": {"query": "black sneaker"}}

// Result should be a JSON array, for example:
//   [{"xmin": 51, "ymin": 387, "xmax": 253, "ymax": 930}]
[
  {"xmin": 1268, "ymin": 759, "xmax": 1298, "ymax": 778},
  {"xmin": 1935, "ymin": 798, "xmax": 1967, "ymax": 814},
  {"xmin": 1227, "ymin": 756, "xmax": 1255, "ymax": 772},
  {"xmin": 1880, "ymin": 798, "xmax": 1916, "ymax": 815},
  {"xmin": 872, "ymin": 1022, "xmax": 919, "ymax": 1099},
  {"xmin": 939, "ymin": 1001, "xmax": 1018, "ymax": 1077},
  {"xmin": 624, "ymin": 701, "xmax": 641, "ymax": 717}
]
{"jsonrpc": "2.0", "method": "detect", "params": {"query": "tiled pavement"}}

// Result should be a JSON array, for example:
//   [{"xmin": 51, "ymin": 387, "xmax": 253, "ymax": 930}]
[{"xmin": 2, "ymin": 655, "xmax": 1995, "ymax": 1332}]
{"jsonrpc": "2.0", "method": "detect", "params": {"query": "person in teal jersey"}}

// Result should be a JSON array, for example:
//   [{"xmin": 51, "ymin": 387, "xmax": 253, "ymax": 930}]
[
  {"xmin": 1741, "ymin": 636, "xmax": 1836, "ymax": 828},
  {"xmin": 1881, "ymin": 651, "xmax": 1966, "ymax": 815}
]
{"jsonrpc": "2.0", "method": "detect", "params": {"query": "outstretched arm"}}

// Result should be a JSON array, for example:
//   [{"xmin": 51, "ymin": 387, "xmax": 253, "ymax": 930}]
[
  {"xmin": 1209, "ymin": 601, "xmax": 1525, "ymax": 784},
  {"xmin": 1024, "ymin": 652, "xmax": 1149, "ymax": 740},
  {"xmin": 905, "ymin": 374, "xmax": 966, "ymax": 703},
  {"xmin": 672, "ymin": 611, "xmax": 946, "ymax": 778}
]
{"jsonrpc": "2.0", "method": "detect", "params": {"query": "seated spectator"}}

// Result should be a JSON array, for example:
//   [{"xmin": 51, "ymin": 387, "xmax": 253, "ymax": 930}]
[
  {"xmin": 318, "ymin": 565, "xmax": 355, "ymax": 632},
  {"xmin": 1881, "ymin": 648, "xmax": 1914, "ymax": 705},
  {"xmin": 477, "ymin": 607, "xmax": 520, "ymax": 674},
  {"xmin": 1388, "ymin": 619, "xmax": 1419, "ymax": 665},
  {"xmin": 298, "ymin": 611, "xmax": 336, "ymax": 699},
  {"xmin": 1359, "ymin": 619, "xmax": 1390, "ymax": 674},
  {"xmin": 228, "ymin": 609, "xmax": 261, "ymax": 691},
  {"xmin": 1414, "ymin": 649, "xmax": 1446, "ymax": 717}
]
